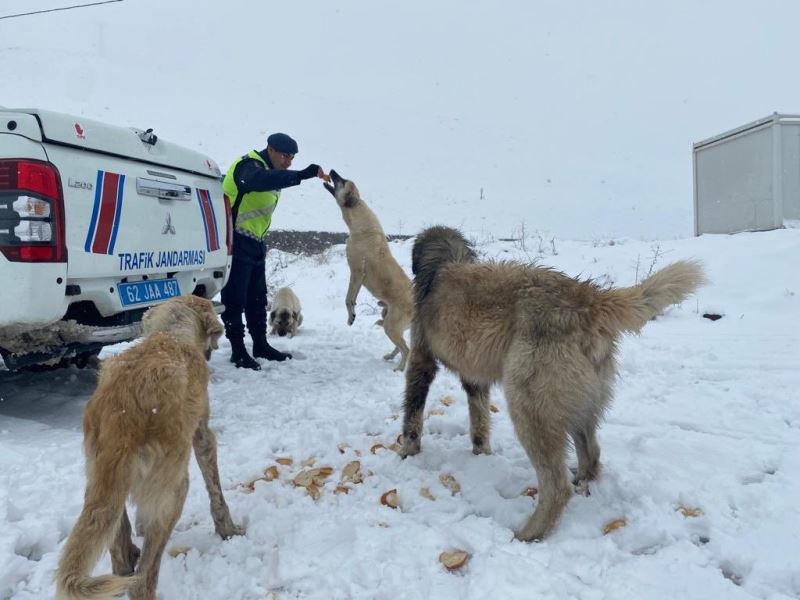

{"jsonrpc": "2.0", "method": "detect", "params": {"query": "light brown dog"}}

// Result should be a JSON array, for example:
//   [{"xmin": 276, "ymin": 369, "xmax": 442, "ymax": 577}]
[
  {"xmin": 56, "ymin": 296, "xmax": 243, "ymax": 600},
  {"xmin": 269, "ymin": 286, "xmax": 303, "ymax": 338},
  {"xmin": 400, "ymin": 226, "xmax": 706, "ymax": 541},
  {"xmin": 324, "ymin": 170, "xmax": 413, "ymax": 371}
]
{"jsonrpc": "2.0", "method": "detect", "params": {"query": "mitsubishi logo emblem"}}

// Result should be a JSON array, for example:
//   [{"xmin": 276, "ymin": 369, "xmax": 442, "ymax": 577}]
[{"xmin": 162, "ymin": 213, "xmax": 176, "ymax": 235}]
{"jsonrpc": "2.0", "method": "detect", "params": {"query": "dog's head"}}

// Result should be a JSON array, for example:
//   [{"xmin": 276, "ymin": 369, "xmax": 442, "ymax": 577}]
[
  {"xmin": 269, "ymin": 307, "xmax": 299, "ymax": 337},
  {"xmin": 411, "ymin": 226, "xmax": 477, "ymax": 301},
  {"xmin": 323, "ymin": 169, "xmax": 360, "ymax": 209},
  {"xmin": 142, "ymin": 295, "xmax": 224, "ymax": 360}
]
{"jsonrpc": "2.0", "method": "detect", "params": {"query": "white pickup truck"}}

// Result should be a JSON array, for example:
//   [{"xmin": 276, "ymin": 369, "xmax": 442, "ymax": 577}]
[{"xmin": 0, "ymin": 108, "xmax": 231, "ymax": 370}]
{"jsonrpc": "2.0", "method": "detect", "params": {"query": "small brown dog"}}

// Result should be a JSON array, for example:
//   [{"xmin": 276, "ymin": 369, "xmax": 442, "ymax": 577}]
[
  {"xmin": 401, "ymin": 226, "xmax": 706, "ymax": 541},
  {"xmin": 324, "ymin": 170, "xmax": 413, "ymax": 371},
  {"xmin": 269, "ymin": 286, "xmax": 303, "ymax": 338},
  {"xmin": 56, "ymin": 296, "xmax": 243, "ymax": 600}
]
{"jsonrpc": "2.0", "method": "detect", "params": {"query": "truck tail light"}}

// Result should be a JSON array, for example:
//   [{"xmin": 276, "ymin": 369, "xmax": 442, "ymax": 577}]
[
  {"xmin": 223, "ymin": 194, "xmax": 232, "ymax": 256},
  {"xmin": 0, "ymin": 160, "xmax": 67, "ymax": 262}
]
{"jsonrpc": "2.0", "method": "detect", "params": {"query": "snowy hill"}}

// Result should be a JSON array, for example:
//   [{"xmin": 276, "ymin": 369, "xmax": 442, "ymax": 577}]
[{"xmin": 2, "ymin": 228, "xmax": 800, "ymax": 599}]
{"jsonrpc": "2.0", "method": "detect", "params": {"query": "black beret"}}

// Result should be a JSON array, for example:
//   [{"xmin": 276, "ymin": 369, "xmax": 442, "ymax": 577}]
[{"xmin": 267, "ymin": 132, "xmax": 298, "ymax": 154}]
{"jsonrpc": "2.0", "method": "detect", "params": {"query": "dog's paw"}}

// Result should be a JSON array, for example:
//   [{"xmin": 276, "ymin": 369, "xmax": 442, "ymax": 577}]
[
  {"xmin": 111, "ymin": 541, "xmax": 140, "ymax": 575},
  {"xmin": 399, "ymin": 439, "xmax": 421, "ymax": 458},
  {"xmin": 217, "ymin": 523, "xmax": 246, "ymax": 539},
  {"xmin": 513, "ymin": 528, "xmax": 544, "ymax": 543},
  {"xmin": 347, "ymin": 313, "xmax": 356, "ymax": 326},
  {"xmin": 471, "ymin": 442, "xmax": 492, "ymax": 456},
  {"xmin": 572, "ymin": 479, "xmax": 591, "ymax": 497}
]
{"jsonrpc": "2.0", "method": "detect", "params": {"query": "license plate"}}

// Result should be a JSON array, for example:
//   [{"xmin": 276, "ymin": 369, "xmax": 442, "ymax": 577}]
[{"xmin": 118, "ymin": 279, "xmax": 181, "ymax": 307}]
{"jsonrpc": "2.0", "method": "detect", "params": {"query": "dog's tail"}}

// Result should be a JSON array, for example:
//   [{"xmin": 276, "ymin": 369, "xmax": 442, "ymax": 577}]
[
  {"xmin": 56, "ymin": 449, "xmax": 137, "ymax": 600},
  {"xmin": 374, "ymin": 300, "xmax": 388, "ymax": 326},
  {"xmin": 412, "ymin": 226, "xmax": 477, "ymax": 302},
  {"xmin": 593, "ymin": 260, "xmax": 706, "ymax": 334}
]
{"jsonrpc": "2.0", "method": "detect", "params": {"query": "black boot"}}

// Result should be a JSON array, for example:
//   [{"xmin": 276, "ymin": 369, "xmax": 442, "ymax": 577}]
[
  {"xmin": 229, "ymin": 338, "xmax": 261, "ymax": 370},
  {"xmin": 252, "ymin": 338, "xmax": 292, "ymax": 362}
]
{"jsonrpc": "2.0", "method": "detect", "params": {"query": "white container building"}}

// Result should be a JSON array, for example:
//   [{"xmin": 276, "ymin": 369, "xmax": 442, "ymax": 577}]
[{"xmin": 693, "ymin": 113, "xmax": 800, "ymax": 235}]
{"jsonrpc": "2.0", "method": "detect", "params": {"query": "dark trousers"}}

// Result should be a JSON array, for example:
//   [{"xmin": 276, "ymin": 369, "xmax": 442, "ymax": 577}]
[{"xmin": 221, "ymin": 233, "xmax": 268, "ymax": 342}]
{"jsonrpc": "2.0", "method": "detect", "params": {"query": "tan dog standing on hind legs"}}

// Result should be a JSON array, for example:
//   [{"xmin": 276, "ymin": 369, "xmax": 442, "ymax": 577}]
[
  {"xmin": 324, "ymin": 170, "xmax": 413, "ymax": 371},
  {"xmin": 56, "ymin": 296, "xmax": 243, "ymax": 600},
  {"xmin": 400, "ymin": 226, "xmax": 706, "ymax": 541}
]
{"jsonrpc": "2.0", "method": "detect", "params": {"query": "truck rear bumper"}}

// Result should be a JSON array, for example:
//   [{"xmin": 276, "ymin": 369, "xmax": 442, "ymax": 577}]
[
  {"xmin": 72, "ymin": 300, "xmax": 223, "ymax": 344},
  {"xmin": 0, "ymin": 300, "xmax": 224, "ymax": 369}
]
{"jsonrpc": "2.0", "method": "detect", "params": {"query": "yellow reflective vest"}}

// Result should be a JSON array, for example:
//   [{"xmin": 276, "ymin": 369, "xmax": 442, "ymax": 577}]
[{"xmin": 222, "ymin": 150, "xmax": 281, "ymax": 240}]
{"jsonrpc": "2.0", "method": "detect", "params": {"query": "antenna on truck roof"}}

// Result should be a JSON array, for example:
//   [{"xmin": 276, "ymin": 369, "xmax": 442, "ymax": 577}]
[{"xmin": 0, "ymin": 0, "xmax": 123, "ymax": 20}]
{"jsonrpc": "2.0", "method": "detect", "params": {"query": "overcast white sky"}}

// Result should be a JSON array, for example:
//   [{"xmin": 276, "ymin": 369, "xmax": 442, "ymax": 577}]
[{"xmin": 3, "ymin": 0, "xmax": 800, "ymax": 239}]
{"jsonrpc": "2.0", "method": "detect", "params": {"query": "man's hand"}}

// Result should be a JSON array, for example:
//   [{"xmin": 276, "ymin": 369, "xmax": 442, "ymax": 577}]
[
  {"xmin": 299, "ymin": 164, "xmax": 331, "ymax": 182},
  {"xmin": 299, "ymin": 164, "xmax": 322, "ymax": 180}
]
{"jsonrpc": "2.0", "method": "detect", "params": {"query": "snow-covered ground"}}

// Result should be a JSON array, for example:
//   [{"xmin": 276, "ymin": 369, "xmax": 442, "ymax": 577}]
[{"xmin": 2, "ymin": 227, "xmax": 799, "ymax": 599}]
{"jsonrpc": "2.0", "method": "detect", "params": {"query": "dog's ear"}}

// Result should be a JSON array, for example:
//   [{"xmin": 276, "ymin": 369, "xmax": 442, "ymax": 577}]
[
  {"xmin": 340, "ymin": 180, "xmax": 361, "ymax": 208},
  {"xmin": 292, "ymin": 311, "xmax": 298, "ymax": 320},
  {"xmin": 201, "ymin": 310, "xmax": 224, "ymax": 350},
  {"xmin": 209, "ymin": 332, "xmax": 222, "ymax": 350}
]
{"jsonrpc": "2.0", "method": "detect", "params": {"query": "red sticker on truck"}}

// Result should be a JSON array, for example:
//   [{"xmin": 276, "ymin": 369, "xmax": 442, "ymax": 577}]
[
  {"xmin": 196, "ymin": 188, "xmax": 220, "ymax": 252},
  {"xmin": 84, "ymin": 170, "xmax": 125, "ymax": 254}
]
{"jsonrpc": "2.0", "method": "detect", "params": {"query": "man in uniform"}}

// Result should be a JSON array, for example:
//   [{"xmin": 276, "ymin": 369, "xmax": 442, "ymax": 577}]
[{"xmin": 221, "ymin": 133, "xmax": 326, "ymax": 370}]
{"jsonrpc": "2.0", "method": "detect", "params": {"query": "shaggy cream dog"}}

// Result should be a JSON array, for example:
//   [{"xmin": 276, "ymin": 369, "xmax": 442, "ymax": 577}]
[
  {"xmin": 401, "ymin": 226, "xmax": 706, "ymax": 541},
  {"xmin": 56, "ymin": 296, "xmax": 242, "ymax": 600}
]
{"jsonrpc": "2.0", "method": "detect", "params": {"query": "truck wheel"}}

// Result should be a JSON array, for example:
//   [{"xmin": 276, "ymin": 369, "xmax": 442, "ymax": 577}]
[{"xmin": 72, "ymin": 349, "xmax": 101, "ymax": 369}]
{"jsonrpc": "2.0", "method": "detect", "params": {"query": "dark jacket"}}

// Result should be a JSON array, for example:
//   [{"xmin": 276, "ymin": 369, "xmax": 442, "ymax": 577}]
[{"xmin": 233, "ymin": 151, "xmax": 315, "ymax": 194}]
